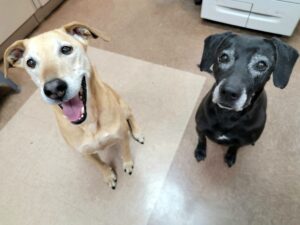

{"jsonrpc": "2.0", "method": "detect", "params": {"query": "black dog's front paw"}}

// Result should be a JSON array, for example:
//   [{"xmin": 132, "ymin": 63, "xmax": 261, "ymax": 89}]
[
  {"xmin": 194, "ymin": 147, "xmax": 206, "ymax": 162},
  {"xmin": 224, "ymin": 147, "xmax": 238, "ymax": 167},
  {"xmin": 194, "ymin": 133, "xmax": 207, "ymax": 162},
  {"xmin": 224, "ymin": 152, "xmax": 236, "ymax": 167}
]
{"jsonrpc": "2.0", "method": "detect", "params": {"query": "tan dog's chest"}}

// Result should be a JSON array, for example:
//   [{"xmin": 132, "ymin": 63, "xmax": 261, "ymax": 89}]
[
  {"xmin": 56, "ymin": 101, "xmax": 127, "ymax": 155},
  {"xmin": 78, "ymin": 126, "xmax": 123, "ymax": 155}
]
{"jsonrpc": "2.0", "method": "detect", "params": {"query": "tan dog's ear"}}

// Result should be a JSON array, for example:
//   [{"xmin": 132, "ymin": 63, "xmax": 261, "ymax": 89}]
[
  {"xmin": 62, "ymin": 21, "xmax": 110, "ymax": 44},
  {"xmin": 3, "ymin": 40, "xmax": 26, "ymax": 77}
]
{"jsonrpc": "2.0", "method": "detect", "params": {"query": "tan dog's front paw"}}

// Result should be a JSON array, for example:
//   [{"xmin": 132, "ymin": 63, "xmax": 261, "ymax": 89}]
[
  {"xmin": 123, "ymin": 161, "xmax": 134, "ymax": 175},
  {"xmin": 104, "ymin": 168, "xmax": 117, "ymax": 190},
  {"xmin": 133, "ymin": 134, "xmax": 145, "ymax": 145}
]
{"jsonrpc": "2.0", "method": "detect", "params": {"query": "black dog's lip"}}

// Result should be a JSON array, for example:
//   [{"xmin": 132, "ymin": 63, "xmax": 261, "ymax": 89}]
[
  {"xmin": 58, "ymin": 76, "xmax": 88, "ymax": 125},
  {"xmin": 217, "ymin": 102, "xmax": 234, "ymax": 110}
]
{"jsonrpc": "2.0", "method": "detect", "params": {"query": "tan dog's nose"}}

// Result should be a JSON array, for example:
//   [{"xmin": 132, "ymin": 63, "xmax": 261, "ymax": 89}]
[{"xmin": 43, "ymin": 79, "xmax": 67, "ymax": 100}]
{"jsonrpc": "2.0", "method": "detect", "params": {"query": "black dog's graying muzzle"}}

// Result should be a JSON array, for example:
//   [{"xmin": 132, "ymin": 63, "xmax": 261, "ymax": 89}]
[{"xmin": 219, "ymin": 75, "xmax": 244, "ymax": 100}]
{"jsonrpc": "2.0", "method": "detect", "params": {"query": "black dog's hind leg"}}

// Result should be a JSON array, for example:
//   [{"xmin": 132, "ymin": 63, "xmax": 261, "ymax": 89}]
[
  {"xmin": 194, "ymin": 131, "xmax": 207, "ymax": 161},
  {"xmin": 224, "ymin": 146, "xmax": 239, "ymax": 167}
]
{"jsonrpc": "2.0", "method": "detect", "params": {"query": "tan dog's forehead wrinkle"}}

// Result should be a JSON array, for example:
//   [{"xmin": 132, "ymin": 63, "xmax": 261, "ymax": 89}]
[
  {"xmin": 25, "ymin": 40, "xmax": 54, "ymax": 84},
  {"xmin": 24, "ymin": 31, "xmax": 87, "ymax": 85}
]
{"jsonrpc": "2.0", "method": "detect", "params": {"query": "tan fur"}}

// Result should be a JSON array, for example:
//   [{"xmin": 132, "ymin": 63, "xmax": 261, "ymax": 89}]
[{"xmin": 4, "ymin": 22, "xmax": 144, "ymax": 189}]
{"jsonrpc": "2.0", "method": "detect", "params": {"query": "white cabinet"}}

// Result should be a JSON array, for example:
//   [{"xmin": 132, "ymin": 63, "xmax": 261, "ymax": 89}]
[
  {"xmin": 0, "ymin": 0, "xmax": 36, "ymax": 43},
  {"xmin": 201, "ymin": 0, "xmax": 300, "ymax": 36}
]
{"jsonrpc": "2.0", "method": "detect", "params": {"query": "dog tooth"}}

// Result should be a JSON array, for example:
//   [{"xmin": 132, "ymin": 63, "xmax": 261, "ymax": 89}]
[{"xmin": 81, "ymin": 107, "xmax": 84, "ymax": 113}]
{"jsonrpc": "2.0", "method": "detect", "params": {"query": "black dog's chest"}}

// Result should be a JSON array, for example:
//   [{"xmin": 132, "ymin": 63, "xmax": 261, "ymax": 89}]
[
  {"xmin": 196, "ymin": 91, "xmax": 267, "ymax": 146},
  {"xmin": 204, "ymin": 116, "xmax": 246, "ymax": 145},
  {"xmin": 201, "ymin": 117, "xmax": 260, "ymax": 146}
]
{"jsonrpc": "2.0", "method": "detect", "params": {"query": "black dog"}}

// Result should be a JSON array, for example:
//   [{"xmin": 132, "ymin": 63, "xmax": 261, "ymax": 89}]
[{"xmin": 195, "ymin": 32, "xmax": 299, "ymax": 167}]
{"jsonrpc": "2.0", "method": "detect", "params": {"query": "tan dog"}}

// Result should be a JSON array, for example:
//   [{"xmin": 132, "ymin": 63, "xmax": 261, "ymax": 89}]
[{"xmin": 4, "ymin": 22, "xmax": 144, "ymax": 189}]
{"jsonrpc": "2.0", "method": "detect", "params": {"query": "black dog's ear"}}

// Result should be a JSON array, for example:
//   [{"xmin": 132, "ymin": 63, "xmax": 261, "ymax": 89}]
[
  {"xmin": 271, "ymin": 37, "xmax": 299, "ymax": 89},
  {"xmin": 199, "ymin": 32, "xmax": 233, "ymax": 73}
]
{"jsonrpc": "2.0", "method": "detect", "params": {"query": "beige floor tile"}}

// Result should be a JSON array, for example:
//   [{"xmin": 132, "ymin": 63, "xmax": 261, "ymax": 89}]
[{"xmin": 0, "ymin": 48, "xmax": 205, "ymax": 225}]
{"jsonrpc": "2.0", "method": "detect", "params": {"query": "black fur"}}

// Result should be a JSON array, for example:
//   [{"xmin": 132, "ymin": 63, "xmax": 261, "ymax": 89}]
[{"xmin": 195, "ymin": 33, "xmax": 299, "ymax": 167}]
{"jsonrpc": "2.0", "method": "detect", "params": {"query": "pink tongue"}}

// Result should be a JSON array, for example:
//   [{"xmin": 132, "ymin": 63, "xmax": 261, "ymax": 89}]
[{"xmin": 61, "ymin": 95, "xmax": 83, "ymax": 122}]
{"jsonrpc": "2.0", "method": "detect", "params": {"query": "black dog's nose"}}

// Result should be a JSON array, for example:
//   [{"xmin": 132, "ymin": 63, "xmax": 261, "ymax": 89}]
[
  {"xmin": 43, "ymin": 79, "xmax": 67, "ymax": 100},
  {"xmin": 220, "ymin": 86, "xmax": 241, "ymax": 101}
]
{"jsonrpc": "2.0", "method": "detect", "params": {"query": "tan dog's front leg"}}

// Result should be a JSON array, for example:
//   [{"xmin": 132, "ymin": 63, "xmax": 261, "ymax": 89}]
[
  {"xmin": 121, "ymin": 137, "xmax": 134, "ymax": 175},
  {"xmin": 85, "ymin": 154, "xmax": 117, "ymax": 189}
]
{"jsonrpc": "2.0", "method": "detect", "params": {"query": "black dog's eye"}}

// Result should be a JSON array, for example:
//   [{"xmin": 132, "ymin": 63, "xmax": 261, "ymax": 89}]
[
  {"xmin": 255, "ymin": 61, "xmax": 268, "ymax": 71},
  {"xmin": 218, "ymin": 53, "xmax": 230, "ymax": 63},
  {"xmin": 26, "ymin": 58, "xmax": 36, "ymax": 68},
  {"xmin": 60, "ymin": 46, "xmax": 73, "ymax": 55}
]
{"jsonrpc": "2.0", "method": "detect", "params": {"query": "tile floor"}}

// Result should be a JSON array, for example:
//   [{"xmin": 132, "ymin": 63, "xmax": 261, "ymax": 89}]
[{"xmin": 1, "ymin": 1, "xmax": 300, "ymax": 224}]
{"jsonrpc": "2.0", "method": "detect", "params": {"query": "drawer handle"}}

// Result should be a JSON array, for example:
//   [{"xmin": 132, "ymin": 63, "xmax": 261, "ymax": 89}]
[
  {"xmin": 216, "ymin": 5, "xmax": 250, "ymax": 16},
  {"xmin": 249, "ymin": 12, "xmax": 281, "ymax": 23}
]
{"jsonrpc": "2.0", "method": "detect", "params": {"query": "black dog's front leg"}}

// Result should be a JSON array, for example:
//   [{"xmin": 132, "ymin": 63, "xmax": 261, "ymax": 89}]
[
  {"xmin": 224, "ymin": 146, "xmax": 239, "ymax": 167},
  {"xmin": 194, "ymin": 131, "xmax": 207, "ymax": 162}
]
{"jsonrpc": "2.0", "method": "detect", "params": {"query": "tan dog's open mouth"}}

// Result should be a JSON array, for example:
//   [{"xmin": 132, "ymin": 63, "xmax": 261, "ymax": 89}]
[{"xmin": 59, "ymin": 76, "xmax": 87, "ymax": 124}]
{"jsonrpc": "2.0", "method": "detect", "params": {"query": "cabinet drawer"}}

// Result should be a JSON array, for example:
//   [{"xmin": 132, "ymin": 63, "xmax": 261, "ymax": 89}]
[
  {"xmin": 201, "ymin": 0, "xmax": 252, "ymax": 27},
  {"xmin": 246, "ymin": 0, "xmax": 300, "ymax": 36}
]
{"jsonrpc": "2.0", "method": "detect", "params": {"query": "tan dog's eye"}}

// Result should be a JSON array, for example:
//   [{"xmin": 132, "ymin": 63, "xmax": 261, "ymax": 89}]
[
  {"xmin": 61, "ymin": 46, "xmax": 73, "ymax": 55},
  {"xmin": 26, "ymin": 58, "xmax": 36, "ymax": 68}
]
